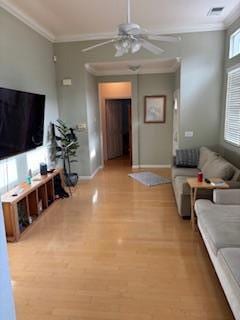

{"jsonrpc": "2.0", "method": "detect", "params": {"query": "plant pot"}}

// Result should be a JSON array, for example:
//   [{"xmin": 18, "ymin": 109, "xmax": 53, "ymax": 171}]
[{"xmin": 65, "ymin": 173, "xmax": 78, "ymax": 187}]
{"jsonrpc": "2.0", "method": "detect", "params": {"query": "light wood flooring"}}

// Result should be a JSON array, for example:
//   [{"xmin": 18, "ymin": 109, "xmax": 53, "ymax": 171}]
[{"xmin": 8, "ymin": 159, "xmax": 234, "ymax": 320}]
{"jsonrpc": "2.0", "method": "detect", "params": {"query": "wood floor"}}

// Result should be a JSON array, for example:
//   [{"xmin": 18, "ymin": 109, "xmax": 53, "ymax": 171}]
[{"xmin": 8, "ymin": 159, "xmax": 234, "ymax": 320}]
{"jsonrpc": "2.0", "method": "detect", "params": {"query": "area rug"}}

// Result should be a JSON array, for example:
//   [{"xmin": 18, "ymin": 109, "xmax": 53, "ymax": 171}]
[{"xmin": 128, "ymin": 171, "xmax": 171, "ymax": 187}]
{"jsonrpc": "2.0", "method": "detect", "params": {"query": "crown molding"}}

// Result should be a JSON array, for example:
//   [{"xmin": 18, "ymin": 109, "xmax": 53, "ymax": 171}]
[
  {"xmin": 224, "ymin": 4, "xmax": 240, "ymax": 28},
  {"xmin": 85, "ymin": 63, "xmax": 179, "ymax": 76},
  {"xmin": 85, "ymin": 63, "xmax": 97, "ymax": 75},
  {"xmin": 85, "ymin": 58, "xmax": 181, "ymax": 76},
  {"xmin": 1, "ymin": 0, "xmax": 237, "ymax": 44},
  {"xmin": 55, "ymin": 23, "xmax": 225, "ymax": 43},
  {"xmin": 88, "ymin": 68, "xmax": 176, "ymax": 76},
  {"xmin": 0, "ymin": 0, "xmax": 55, "ymax": 42}
]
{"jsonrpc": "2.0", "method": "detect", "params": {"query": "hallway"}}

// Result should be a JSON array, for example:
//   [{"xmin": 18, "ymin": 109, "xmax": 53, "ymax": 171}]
[{"xmin": 8, "ymin": 165, "xmax": 233, "ymax": 320}]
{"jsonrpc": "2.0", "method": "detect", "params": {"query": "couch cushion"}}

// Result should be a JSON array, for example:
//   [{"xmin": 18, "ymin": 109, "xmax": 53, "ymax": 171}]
[
  {"xmin": 195, "ymin": 200, "xmax": 240, "ymax": 255},
  {"xmin": 198, "ymin": 147, "xmax": 218, "ymax": 170},
  {"xmin": 202, "ymin": 157, "xmax": 235, "ymax": 180},
  {"xmin": 172, "ymin": 166, "xmax": 199, "ymax": 179},
  {"xmin": 218, "ymin": 248, "xmax": 240, "ymax": 289}
]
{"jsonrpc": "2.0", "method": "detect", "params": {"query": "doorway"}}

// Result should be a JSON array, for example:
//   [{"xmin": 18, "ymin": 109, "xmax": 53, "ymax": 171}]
[
  {"xmin": 98, "ymin": 82, "xmax": 132, "ymax": 167},
  {"xmin": 105, "ymin": 99, "xmax": 132, "ymax": 162}
]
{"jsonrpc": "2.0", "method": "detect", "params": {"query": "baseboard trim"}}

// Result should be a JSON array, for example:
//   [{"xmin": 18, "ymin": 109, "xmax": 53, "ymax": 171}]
[
  {"xmin": 132, "ymin": 164, "xmax": 171, "ymax": 169},
  {"xmin": 79, "ymin": 166, "xmax": 103, "ymax": 180},
  {"xmin": 132, "ymin": 165, "xmax": 140, "ymax": 169}
]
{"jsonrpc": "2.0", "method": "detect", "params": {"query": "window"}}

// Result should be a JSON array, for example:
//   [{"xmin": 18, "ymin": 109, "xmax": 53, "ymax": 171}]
[
  {"xmin": 229, "ymin": 28, "xmax": 240, "ymax": 59},
  {"xmin": 224, "ymin": 67, "xmax": 240, "ymax": 147}
]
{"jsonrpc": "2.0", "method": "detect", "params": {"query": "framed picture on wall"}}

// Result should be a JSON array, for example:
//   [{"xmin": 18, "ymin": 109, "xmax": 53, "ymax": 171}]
[{"xmin": 144, "ymin": 95, "xmax": 166, "ymax": 123}]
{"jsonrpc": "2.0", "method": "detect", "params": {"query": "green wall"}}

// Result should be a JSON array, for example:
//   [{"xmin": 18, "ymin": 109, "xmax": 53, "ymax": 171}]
[
  {"xmin": 219, "ymin": 16, "xmax": 240, "ymax": 167},
  {"xmin": 54, "ymin": 30, "xmax": 225, "ymax": 172},
  {"xmin": 138, "ymin": 73, "xmax": 175, "ymax": 165},
  {"xmin": 97, "ymin": 73, "xmax": 175, "ymax": 167},
  {"xmin": 0, "ymin": 8, "xmax": 59, "ymax": 189},
  {"xmin": 0, "ymin": 7, "xmax": 60, "ymax": 319}
]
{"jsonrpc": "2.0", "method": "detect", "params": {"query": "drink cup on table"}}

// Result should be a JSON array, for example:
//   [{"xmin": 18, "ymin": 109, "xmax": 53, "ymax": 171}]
[{"xmin": 197, "ymin": 172, "xmax": 203, "ymax": 183}]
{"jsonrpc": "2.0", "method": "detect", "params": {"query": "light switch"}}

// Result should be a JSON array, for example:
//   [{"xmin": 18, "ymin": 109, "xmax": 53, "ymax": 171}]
[
  {"xmin": 77, "ymin": 123, "xmax": 87, "ymax": 130},
  {"xmin": 62, "ymin": 79, "xmax": 72, "ymax": 86},
  {"xmin": 185, "ymin": 131, "xmax": 194, "ymax": 138}
]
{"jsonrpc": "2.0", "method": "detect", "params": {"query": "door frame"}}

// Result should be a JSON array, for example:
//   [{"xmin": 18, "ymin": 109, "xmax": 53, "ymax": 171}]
[
  {"xmin": 172, "ymin": 89, "xmax": 180, "ymax": 156},
  {"xmin": 99, "ymin": 96, "xmax": 132, "ymax": 167}
]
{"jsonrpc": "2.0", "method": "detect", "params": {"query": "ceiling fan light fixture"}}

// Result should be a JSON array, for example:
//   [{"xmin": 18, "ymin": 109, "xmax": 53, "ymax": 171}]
[
  {"xmin": 122, "ymin": 39, "xmax": 131, "ymax": 50},
  {"xmin": 131, "ymin": 39, "xmax": 142, "ymax": 53},
  {"xmin": 82, "ymin": 0, "xmax": 181, "ymax": 57},
  {"xmin": 128, "ymin": 64, "xmax": 141, "ymax": 72},
  {"xmin": 114, "ymin": 38, "xmax": 132, "ymax": 56},
  {"xmin": 115, "ymin": 49, "xmax": 124, "ymax": 57},
  {"xmin": 114, "ymin": 41, "xmax": 122, "ymax": 51}
]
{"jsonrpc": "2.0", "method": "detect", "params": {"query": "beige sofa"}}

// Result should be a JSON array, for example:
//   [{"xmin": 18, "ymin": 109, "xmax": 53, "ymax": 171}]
[
  {"xmin": 195, "ymin": 189, "xmax": 240, "ymax": 320},
  {"xmin": 172, "ymin": 147, "xmax": 240, "ymax": 218}
]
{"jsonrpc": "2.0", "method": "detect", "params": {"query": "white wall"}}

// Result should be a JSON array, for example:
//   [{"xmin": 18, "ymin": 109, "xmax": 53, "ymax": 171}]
[
  {"xmin": 86, "ymin": 71, "xmax": 101, "ymax": 174},
  {"xmin": 0, "ymin": 205, "xmax": 16, "ymax": 320}
]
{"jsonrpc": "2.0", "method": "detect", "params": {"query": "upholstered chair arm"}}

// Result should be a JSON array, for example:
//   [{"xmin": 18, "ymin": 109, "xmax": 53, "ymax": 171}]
[{"xmin": 213, "ymin": 189, "xmax": 240, "ymax": 205}]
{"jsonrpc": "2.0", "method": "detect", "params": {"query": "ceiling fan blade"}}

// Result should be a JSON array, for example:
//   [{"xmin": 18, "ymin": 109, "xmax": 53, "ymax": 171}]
[
  {"xmin": 144, "ymin": 35, "xmax": 181, "ymax": 42},
  {"xmin": 141, "ymin": 39, "xmax": 164, "ymax": 55},
  {"xmin": 82, "ymin": 39, "xmax": 116, "ymax": 52}
]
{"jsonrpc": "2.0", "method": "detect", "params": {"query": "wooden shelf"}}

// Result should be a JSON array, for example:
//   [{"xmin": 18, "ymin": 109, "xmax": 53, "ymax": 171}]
[{"xmin": 1, "ymin": 168, "xmax": 63, "ymax": 242}]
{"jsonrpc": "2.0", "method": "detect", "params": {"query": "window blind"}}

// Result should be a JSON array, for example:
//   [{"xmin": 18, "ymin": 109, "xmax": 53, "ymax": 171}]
[
  {"xmin": 229, "ymin": 28, "xmax": 240, "ymax": 58},
  {"xmin": 224, "ymin": 67, "xmax": 240, "ymax": 147}
]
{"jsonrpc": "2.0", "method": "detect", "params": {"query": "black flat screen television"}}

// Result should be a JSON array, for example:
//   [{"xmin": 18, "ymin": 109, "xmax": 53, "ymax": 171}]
[{"xmin": 0, "ymin": 87, "xmax": 45, "ymax": 160}]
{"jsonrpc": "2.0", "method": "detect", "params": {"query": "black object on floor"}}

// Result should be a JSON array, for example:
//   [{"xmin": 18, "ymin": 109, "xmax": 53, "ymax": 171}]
[{"xmin": 54, "ymin": 174, "xmax": 69, "ymax": 198}]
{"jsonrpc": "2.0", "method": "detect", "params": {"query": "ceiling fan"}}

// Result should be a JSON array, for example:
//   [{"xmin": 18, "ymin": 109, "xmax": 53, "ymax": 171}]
[{"xmin": 82, "ymin": 0, "xmax": 181, "ymax": 57}]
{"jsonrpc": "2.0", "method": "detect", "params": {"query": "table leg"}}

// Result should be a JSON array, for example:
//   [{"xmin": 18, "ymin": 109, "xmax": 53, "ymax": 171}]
[
  {"xmin": 190, "ymin": 188, "xmax": 194, "ymax": 229},
  {"xmin": 190, "ymin": 188, "xmax": 198, "ymax": 230}
]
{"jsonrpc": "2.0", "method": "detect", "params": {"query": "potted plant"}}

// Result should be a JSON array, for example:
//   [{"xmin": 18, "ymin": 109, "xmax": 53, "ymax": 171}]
[{"xmin": 55, "ymin": 119, "xmax": 79, "ymax": 187}]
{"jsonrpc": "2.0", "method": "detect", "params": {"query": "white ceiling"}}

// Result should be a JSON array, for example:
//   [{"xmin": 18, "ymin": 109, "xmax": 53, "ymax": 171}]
[
  {"xmin": 1, "ymin": 0, "xmax": 240, "ymax": 42},
  {"xmin": 86, "ymin": 58, "xmax": 180, "ymax": 76}
]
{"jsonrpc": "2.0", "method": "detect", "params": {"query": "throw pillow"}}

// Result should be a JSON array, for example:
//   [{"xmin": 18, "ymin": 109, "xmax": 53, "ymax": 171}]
[
  {"xmin": 202, "ymin": 157, "xmax": 235, "ymax": 180},
  {"xmin": 198, "ymin": 147, "xmax": 218, "ymax": 170},
  {"xmin": 176, "ymin": 149, "xmax": 199, "ymax": 168}
]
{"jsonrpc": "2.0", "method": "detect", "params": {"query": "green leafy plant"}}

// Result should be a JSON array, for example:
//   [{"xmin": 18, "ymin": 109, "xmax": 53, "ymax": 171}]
[{"xmin": 55, "ymin": 119, "xmax": 79, "ymax": 175}]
